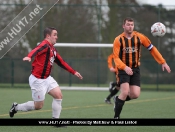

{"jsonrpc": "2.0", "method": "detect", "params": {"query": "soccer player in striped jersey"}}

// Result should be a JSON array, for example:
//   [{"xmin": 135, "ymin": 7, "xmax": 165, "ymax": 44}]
[
  {"xmin": 9, "ymin": 27, "xmax": 83, "ymax": 123},
  {"xmin": 113, "ymin": 17, "xmax": 171, "ymax": 119},
  {"xmin": 105, "ymin": 53, "xmax": 120, "ymax": 104}
]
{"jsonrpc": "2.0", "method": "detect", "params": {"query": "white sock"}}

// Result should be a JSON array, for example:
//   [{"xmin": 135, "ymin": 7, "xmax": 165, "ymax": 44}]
[
  {"xmin": 16, "ymin": 101, "xmax": 35, "ymax": 112},
  {"xmin": 52, "ymin": 99, "xmax": 62, "ymax": 118}
]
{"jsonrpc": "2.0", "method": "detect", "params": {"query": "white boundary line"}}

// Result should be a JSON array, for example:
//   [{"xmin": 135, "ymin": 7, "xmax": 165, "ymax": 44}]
[
  {"xmin": 60, "ymin": 87, "xmax": 109, "ymax": 91},
  {"xmin": 54, "ymin": 43, "xmax": 113, "ymax": 47}
]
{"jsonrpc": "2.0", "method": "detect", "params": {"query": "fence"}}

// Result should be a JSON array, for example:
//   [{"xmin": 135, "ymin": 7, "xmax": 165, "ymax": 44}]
[{"xmin": 0, "ymin": 57, "xmax": 175, "ymax": 91}]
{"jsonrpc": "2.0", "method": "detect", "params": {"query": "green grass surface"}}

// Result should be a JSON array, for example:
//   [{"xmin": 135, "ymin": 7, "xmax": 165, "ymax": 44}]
[{"xmin": 0, "ymin": 88, "xmax": 175, "ymax": 132}]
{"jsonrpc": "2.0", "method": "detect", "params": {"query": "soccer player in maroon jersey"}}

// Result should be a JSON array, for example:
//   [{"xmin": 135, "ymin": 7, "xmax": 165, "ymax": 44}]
[{"xmin": 9, "ymin": 27, "xmax": 83, "ymax": 121}]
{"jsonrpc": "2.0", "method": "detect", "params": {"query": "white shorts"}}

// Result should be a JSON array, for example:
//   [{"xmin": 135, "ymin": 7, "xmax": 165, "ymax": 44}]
[{"xmin": 29, "ymin": 74, "xmax": 59, "ymax": 101}]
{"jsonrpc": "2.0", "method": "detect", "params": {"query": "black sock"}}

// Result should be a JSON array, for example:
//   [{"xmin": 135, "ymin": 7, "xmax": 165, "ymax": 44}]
[
  {"xmin": 110, "ymin": 82, "xmax": 117, "ymax": 89},
  {"xmin": 114, "ymin": 97, "xmax": 125, "ymax": 118},
  {"xmin": 112, "ymin": 82, "xmax": 117, "ymax": 87},
  {"xmin": 106, "ymin": 88, "xmax": 119, "ymax": 100},
  {"xmin": 125, "ymin": 96, "xmax": 131, "ymax": 101},
  {"xmin": 111, "ymin": 88, "xmax": 119, "ymax": 97}
]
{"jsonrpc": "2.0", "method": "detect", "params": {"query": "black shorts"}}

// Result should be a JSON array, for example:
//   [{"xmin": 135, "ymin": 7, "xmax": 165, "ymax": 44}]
[{"xmin": 118, "ymin": 67, "xmax": 140, "ymax": 87}]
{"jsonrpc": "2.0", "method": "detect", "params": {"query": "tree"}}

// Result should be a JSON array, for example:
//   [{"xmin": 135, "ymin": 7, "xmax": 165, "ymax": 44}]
[{"xmin": 39, "ymin": 0, "xmax": 100, "ymax": 59}]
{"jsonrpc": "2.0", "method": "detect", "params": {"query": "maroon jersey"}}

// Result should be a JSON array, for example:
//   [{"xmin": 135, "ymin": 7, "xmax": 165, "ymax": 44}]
[{"xmin": 27, "ymin": 40, "xmax": 76, "ymax": 79}]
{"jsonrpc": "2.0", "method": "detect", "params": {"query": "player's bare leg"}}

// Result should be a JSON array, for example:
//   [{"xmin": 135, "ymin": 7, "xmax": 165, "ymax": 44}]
[{"xmin": 129, "ymin": 86, "xmax": 140, "ymax": 99}]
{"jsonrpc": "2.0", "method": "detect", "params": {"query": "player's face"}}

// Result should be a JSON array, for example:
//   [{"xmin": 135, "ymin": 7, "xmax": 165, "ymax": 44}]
[
  {"xmin": 48, "ymin": 30, "xmax": 58, "ymax": 45},
  {"xmin": 123, "ymin": 20, "xmax": 134, "ymax": 34}
]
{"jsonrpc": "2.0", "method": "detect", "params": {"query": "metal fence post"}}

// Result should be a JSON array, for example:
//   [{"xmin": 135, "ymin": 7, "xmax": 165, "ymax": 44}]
[{"xmin": 11, "ymin": 59, "xmax": 14, "ymax": 87}]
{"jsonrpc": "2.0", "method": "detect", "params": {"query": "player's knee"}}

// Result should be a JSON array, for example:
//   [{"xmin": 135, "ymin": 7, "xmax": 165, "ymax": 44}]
[
  {"xmin": 55, "ymin": 94, "xmax": 63, "ymax": 99},
  {"xmin": 54, "ymin": 91, "xmax": 63, "ymax": 99},
  {"xmin": 48, "ymin": 87, "xmax": 63, "ymax": 99},
  {"xmin": 34, "ymin": 102, "xmax": 44, "ymax": 110},
  {"xmin": 35, "ymin": 105, "xmax": 43, "ymax": 110},
  {"xmin": 131, "ymin": 96, "xmax": 138, "ymax": 99},
  {"xmin": 130, "ymin": 93, "xmax": 140, "ymax": 99}
]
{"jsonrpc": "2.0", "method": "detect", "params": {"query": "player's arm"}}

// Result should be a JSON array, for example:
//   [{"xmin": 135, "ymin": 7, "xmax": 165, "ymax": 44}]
[
  {"xmin": 54, "ymin": 53, "xmax": 83, "ymax": 79},
  {"xmin": 138, "ymin": 33, "xmax": 165, "ymax": 64},
  {"xmin": 23, "ymin": 57, "xmax": 31, "ymax": 62},
  {"xmin": 74, "ymin": 72, "xmax": 83, "ymax": 79},
  {"xmin": 23, "ymin": 44, "xmax": 48, "ymax": 62},
  {"xmin": 108, "ymin": 54, "xmax": 116, "ymax": 72},
  {"xmin": 149, "ymin": 46, "xmax": 165, "ymax": 64},
  {"xmin": 113, "ymin": 38, "xmax": 127, "ymax": 70},
  {"xmin": 149, "ymin": 46, "xmax": 171, "ymax": 73},
  {"xmin": 140, "ymin": 34, "xmax": 171, "ymax": 73}
]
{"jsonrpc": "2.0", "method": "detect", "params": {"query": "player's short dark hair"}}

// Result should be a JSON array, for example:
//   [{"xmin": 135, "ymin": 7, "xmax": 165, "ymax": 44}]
[
  {"xmin": 43, "ymin": 27, "xmax": 57, "ymax": 38},
  {"xmin": 123, "ymin": 17, "xmax": 134, "ymax": 25}
]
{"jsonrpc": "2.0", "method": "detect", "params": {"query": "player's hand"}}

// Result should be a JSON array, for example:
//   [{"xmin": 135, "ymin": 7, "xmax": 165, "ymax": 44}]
[
  {"xmin": 124, "ymin": 66, "xmax": 133, "ymax": 75},
  {"xmin": 23, "ymin": 57, "xmax": 31, "ymax": 62},
  {"xmin": 74, "ymin": 72, "xmax": 83, "ymax": 79},
  {"xmin": 110, "ymin": 67, "xmax": 116, "ymax": 72},
  {"xmin": 162, "ymin": 63, "xmax": 171, "ymax": 73}
]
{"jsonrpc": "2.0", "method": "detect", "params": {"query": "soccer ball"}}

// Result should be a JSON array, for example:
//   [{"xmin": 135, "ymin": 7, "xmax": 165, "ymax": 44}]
[{"xmin": 151, "ymin": 22, "xmax": 166, "ymax": 37}]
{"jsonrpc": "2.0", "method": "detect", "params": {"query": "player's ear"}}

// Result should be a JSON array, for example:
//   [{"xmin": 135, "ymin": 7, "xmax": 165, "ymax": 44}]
[{"xmin": 46, "ymin": 34, "xmax": 50, "ymax": 39}]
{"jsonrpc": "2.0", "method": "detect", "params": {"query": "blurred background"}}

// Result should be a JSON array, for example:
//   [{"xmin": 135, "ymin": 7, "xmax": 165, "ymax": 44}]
[{"xmin": 0, "ymin": 0, "xmax": 175, "ymax": 90}]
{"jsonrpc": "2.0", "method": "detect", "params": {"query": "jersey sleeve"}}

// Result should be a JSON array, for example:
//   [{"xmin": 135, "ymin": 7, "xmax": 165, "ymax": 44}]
[
  {"xmin": 137, "ymin": 32, "xmax": 152, "ymax": 48},
  {"xmin": 107, "ymin": 54, "xmax": 114, "ymax": 69},
  {"xmin": 113, "ymin": 37, "xmax": 127, "ymax": 70},
  {"xmin": 150, "ymin": 47, "xmax": 166, "ymax": 64},
  {"xmin": 54, "ymin": 53, "xmax": 76, "ymax": 74},
  {"xmin": 138, "ymin": 32, "xmax": 166, "ymax": 64},
  {"xmin": 27, "ymin": 44, "xmax": 48, "ymax": 58}
]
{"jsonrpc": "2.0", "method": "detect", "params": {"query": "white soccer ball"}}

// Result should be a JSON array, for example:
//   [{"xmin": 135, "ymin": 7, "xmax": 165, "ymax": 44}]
[{"xmin": 151, "ymin": 22, "xmax": 166, "ymax": 37}]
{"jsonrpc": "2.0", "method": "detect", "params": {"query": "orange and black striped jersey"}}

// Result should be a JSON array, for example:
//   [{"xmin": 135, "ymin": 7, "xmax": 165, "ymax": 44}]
[
  {"xmin": 113, "ymin": 31, "xmax": 166, "ymax": 70},
  {"xmin": 107, "ymin": 53, "xmax": 118, "ymax": 74}
]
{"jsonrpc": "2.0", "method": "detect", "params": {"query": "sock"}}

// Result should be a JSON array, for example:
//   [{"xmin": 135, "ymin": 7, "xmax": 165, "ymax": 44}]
[
  {"xmin": 112, "ymin": 82, "xmax": 117, "ymax": 88},
  {"xmin": 114, "ymin": 97, "xmax": 125, "ymax": 118},
  {"xmin": 16, "ymin": 101, "xmax": 35, "ymax": 112},
  {"xmin": 111, "ymin": 88, "xmax": 119, "ymax": 96},
  {"xmin": 52, "ymin": 99, "xmax": 62, "ymax": 118},
  {"xmin": 106, "ymin": 88, "xmax": 119, "ymax": 100},
  {"xmin": 125, "ymin": 96, "xmax": 131, "ymax": 101}
]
